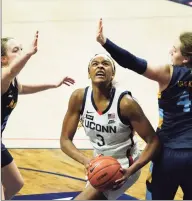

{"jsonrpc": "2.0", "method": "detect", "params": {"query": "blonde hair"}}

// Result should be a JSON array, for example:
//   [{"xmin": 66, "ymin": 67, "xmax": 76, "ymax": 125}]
[
  {"xmin": 1, "ymin": 37, "xmax": 13, "ymax": 57},
  {"xmin": 180, "ymin": 32, "xmax": 192, "ymax": 64}
]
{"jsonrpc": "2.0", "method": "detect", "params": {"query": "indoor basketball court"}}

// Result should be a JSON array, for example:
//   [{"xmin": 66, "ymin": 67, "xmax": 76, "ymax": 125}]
[{"xmin": 2, "ymin": 0, "xmax": 192, "ymax": 199}]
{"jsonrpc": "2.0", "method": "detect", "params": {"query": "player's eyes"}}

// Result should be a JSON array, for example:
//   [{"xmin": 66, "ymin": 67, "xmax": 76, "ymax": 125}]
[
  {"xmin": 92, "ymin": 62, "xmax": 98, "ymax": 66},
  {"xmin": 103, "ymin": 62, "xmax": 109, "ymax": 66},
  {"xmin": 12, "ymin": 47, "xmax": 20, "ymax": 53}
]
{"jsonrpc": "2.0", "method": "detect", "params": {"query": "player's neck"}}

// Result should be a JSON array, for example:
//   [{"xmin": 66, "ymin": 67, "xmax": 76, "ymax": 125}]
[{"xmin": 92, "ymin": 85, "xmax": 113, "ymax": 102}]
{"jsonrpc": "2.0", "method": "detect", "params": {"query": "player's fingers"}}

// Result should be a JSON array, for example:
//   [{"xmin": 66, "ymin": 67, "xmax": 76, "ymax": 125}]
[
  {"xmin": 63, "ymin": 81, "xmax": 70, "ymax": 86},
  {"xmin": 67, "ymin": 77, "xmax": 75, "ymax": 82},
  {"xmin": 119, "ymin": 168, "xmax": 125, "ymax": 174},
  {"xmin": 100, "ymin": 18, "xmax": 102, "ymax": 27},
  {"xmin": 115, "ymin": 178, "xmax": 123, "ymax": 184},
  {"xmin": 115, "ymin": 175, "xmax": 126, "ymax": 184},
  {"xmin": 97, "ymin": 18, "xmax": 102, "ymax": 31},
  {"xmin": 100, "ymin": 25, "xmax": 103, "ymax": 34},
  {"xmin": 98, "ymin": 18, "xmax": 101, "ymax": 29},
  {"xmin": 65, "ymin": 78, "xmax": 75, "ymax": 84},
  {"xmin": 64, "ymin": 77, "xmax": 75, "ymax": 83},
  {"xmin": 112, "ymin": 180, "xmax": 125, "ymax": 191},
  {"xmin": 33, "ymin": 31, "xmax": 39, "ymax": 47},
  {"xmin": 64, "ymin": 80, "xmax": 74, "ymax": 85}
]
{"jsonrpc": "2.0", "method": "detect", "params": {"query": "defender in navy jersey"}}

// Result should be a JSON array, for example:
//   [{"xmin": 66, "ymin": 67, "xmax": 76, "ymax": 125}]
[
  {"xmin": 60, "ymin": 54, "xmax": 160, "ymax": 200},
  {"xmin": 157, "ymin": 66, "xmax": 192, "ymax": 149},
  {"xmin": 1, "ymin": 33, "xmax": 75, "ymax": 200},
  {"xmin": 97, "ymin": 19, "xmax": 192, "ymax": 199},
  {"xmin": 1, "ymin": 78, "xmax": 18, "ymax": 151}
]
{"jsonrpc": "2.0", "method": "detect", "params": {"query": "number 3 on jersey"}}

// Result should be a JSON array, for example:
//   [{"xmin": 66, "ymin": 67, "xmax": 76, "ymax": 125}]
[
  {"xmin": 177, "ymin": 91, "xmax": 191, "ymax": 112},
  {"xmin": 96, "ymin": 134, "xmax": 105, "ymax": 146}
]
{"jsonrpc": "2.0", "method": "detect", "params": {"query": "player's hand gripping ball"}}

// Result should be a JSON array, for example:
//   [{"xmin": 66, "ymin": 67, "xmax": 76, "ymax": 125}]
[{"xmin": 87, "ymin": 155, "xmax": 123, "ymax": 191}]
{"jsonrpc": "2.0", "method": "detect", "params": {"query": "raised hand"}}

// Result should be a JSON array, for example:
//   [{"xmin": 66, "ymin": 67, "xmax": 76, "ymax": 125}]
[
  {"xmin": 96, "ymin": 18, "xmax": 107, "ymax": 45},
  {"xmin": 27, "ymin": 31, "xmax": 39, "ymax": 56}
]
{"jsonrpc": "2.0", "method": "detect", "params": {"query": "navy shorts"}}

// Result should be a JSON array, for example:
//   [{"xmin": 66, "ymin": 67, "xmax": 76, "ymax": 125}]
[
  {"xmin": 1, "ymin": 148, "xmax": 13, "ymax": 168},
  {"xmin": 146, "ymin": 147, "xmax": 192, "ymax": 200}
]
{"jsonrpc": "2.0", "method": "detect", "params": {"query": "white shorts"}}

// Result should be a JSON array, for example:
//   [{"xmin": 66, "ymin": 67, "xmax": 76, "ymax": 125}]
[
  {"xmin": 86, "ymin": 144, "xmax": 141, "ymax": 200},
  {"xmin": 103, "ymin": 170, "xmax": 140, "ymax": 200},
  {"xmin": 85, "ymin": 169, "xmax": 140, "ymax": 200}
]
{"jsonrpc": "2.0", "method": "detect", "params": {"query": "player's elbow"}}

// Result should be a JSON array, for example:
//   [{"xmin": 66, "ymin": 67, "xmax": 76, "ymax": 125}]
[
  {"xmin": 60, "ymin": 134, "xmax": 66, "ymax": 148},
  {"xmin": 146, "ymin": 133, "xmax": 159, "ymax": 143},
  {"xmin": 60, "ymin": 134, "xmax": 71, "ymax": 151}
]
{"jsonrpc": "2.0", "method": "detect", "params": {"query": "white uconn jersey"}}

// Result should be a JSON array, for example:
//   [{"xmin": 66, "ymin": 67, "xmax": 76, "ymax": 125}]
[{"xmin": 81, "ymin": 87, "xmax": 139, "ymax": 168}]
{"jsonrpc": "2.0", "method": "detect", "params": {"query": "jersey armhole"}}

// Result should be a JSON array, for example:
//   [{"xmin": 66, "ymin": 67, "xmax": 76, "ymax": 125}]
[
  {"xmin": 14, "ymin": 78, "xmax": 18, "ymax": 88},
  {"xmin": 161, "ymin": 65, "xmax": 178, "ymax": 93},
  {"xmin": 117, "ymin": 91, "xmax": 133, "ymax": 129},
  {"xmin": 80, "ymin": 86, "xmax": 89, "ymax": 115}
]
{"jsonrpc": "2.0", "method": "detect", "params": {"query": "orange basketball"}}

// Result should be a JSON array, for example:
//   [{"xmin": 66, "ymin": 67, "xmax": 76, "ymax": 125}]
[{"xmin": 87, "ymin": 155, "xmax": 123, "ymax": 191}]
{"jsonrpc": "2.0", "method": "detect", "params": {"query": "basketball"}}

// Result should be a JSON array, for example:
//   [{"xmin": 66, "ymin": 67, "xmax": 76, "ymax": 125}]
[{"xmin": 87, "ymin": 155, "xmax": 123, "ymax": 191}]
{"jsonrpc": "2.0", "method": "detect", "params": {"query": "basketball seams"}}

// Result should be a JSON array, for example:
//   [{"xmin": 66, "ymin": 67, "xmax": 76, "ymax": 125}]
[
  {"xmin": 88, "ymin": 156, "xmax": 123, "ymax": 191},
  {"xmin": 93, "ymin": 165, "xmax": 121, "ymax": 188},
  {"xmin": 89, "ymin": 161, "xmax": 120, "ymax": 180}
]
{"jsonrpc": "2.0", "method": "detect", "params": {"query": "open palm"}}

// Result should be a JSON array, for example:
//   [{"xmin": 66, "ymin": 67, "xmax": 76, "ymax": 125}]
[{"xmin": 96, "ymin": 18, "xmax": 106, "ymax": 45}]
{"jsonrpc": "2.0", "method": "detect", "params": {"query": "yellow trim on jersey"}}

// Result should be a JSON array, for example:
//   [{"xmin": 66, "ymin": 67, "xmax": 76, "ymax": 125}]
[
  {"xmin": 6, "ymin": 100, "xmax": 17, "ymax": 109},
  {"xmin": 158, "ymin": 117, "xmax": 163, "ymax": 129},
  {"xmin": 158, "ymin": 92, "xmax": 161, "ymax": 99},
  {"xmin": 146, "ymin": 172, "xmax": 152, "ymax": 183}
]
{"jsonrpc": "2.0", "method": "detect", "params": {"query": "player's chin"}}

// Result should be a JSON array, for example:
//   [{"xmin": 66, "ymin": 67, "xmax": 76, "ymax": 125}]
[
  {"xmin": 171, "ymin": 60, "xmax": 176, "ymax": 66},
  {"xmin": 93, "ymin": 77, "xmax": 108, "ymax": 84},
  {"xmin": 172, "ymin": 61, "xmax": 182, "ymax": 66},
  {"xmin": 171, "ymin": 58, "xmax": 178, "ymax": 66},
  {"xmin": 94, "ymin": 75, "xmax": 106, "ymax": 80}
]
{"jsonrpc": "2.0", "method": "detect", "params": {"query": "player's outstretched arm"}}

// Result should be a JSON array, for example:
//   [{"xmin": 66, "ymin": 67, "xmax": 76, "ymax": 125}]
[
  {"xmin": 60, "ymin": 88, "xmax": 90, "ymax": 167},
  {"xmin": 17, "ymin": 76, "xmax": 75, "ymax": 94},
  {"xmin": 96, "ymin": 18, "xmax": 172, "ymax": 86},
  {"xmin": 2, "ymin": 31, "xmax": 38, "ymax": 95}
]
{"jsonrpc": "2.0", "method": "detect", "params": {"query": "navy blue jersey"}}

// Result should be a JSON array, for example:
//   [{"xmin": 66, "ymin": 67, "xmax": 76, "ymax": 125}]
[
  {"xmin": 1, "ymin": 79, "xmax": 18, "ymax": 150},
  {"xmin": 157, "ymin": 66, "xmax": 192, "ymax": 149}
]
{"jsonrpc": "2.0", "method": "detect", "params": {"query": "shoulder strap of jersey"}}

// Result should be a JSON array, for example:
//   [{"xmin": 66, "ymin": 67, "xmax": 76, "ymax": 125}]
[
  {"xmin": 117, "ymin": 90, "xmax": 133, "ymax": 126},
  {"xmin": 168, "ymin": 66, "xmax": 191, "ymax": 88},
  {"xmin": 14, "ymin": 78, "xmax": 18, "ymax": 87},
  {"xmin": 80, "ymin": 86, "xmax": 89, "ymax": 115}
]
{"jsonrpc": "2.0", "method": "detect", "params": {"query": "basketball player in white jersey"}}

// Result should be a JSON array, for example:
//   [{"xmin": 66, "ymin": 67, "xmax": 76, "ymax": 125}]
[{"xmin": 60, "ymin": 54, "xmax": 160, "ymax": 200}]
